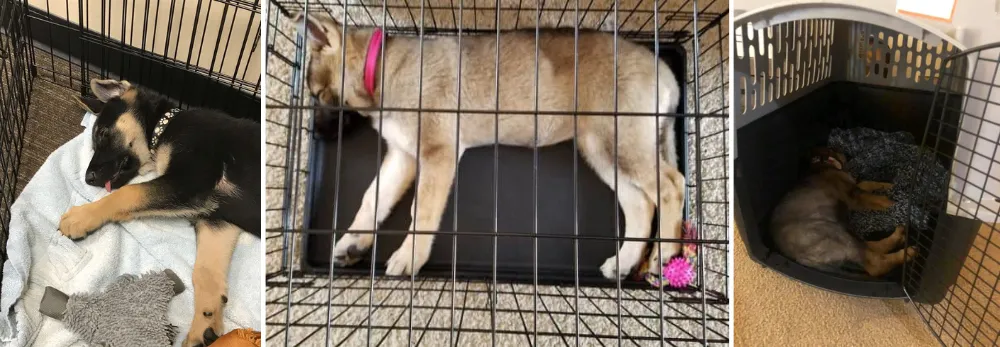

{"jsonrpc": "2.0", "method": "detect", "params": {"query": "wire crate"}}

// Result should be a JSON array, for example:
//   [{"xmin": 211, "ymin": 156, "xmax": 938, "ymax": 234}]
[
  {"xmin": 266, "ymin": 0, "xmax": 729, "ymax": 345},
  {"xmin": 0, "ymin": 0, "xmax": 261, "ymax": 271},
  {"xmin": 0, "ymin": 0, "xmax": 35, "ymax": 272},
  {"xmin": 22, "ymin": 0, "xmax": 262, "ymax": 118},
  {"xmin": 734, "ymin": 4, "xmax": 1000, "ymax": 346},
  {"xmin": 1, "ymin": 0, "xmax": 261, "ymax": 332}
]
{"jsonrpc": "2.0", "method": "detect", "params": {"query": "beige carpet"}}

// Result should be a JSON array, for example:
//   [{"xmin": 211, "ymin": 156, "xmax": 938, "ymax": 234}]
[{"xmin": 733, "ymin": 226, "xmax": 938, "ymax": 346}]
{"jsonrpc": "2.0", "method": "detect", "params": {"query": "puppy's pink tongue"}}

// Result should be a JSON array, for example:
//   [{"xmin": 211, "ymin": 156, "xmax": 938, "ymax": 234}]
[{"xmin": 105, "ymin": 181, "xmax": 112, "ymax": 192}]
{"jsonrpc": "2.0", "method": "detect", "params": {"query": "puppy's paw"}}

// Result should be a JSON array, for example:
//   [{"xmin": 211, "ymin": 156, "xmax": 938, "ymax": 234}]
[
  {"xmin": 58, "ymin": 204, "xmax": 105, "ymax": 240},
  {"xmin": 183, "ymin": 296, "xmax": 225, "ymax": 347},
  {"xmin": 385, "ymin": 243, "xmax": 430, "ymax": 276},
  {"xmin": 645, "ymin": 242, "xmax": 682, "ymax": 273},
  {"xmin": 600, "ymin": 255, "xmax": 639, "ymax": 280},
  {"xmin": 186, "ymin": 269, "xmax": 227, "ymax": 347},
  {"xmin": 894, "ymin": 225, "xmax": 909, "ymax": 247},
  {"xmin": 332, "ymin": 234, "xmax": 373, "ymax": 267},
  {"xmin": 182, "ymin": 326, "xmax": 221, "ymax": 347}
]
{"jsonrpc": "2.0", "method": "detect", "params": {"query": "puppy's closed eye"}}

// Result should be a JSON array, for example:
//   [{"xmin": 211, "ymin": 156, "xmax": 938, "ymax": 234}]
[{"xmin": 318, "ymin": 90, "xmax": 335, "ymax": 105}]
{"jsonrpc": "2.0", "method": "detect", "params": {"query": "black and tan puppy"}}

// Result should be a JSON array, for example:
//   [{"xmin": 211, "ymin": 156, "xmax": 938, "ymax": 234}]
[
  {"xmin": 770, "ymin": 147, "xmax": 916, "ymax": 277},
  {"xmin": 58, "ymin": 79, "xmax": 260, "ymax": 347}
]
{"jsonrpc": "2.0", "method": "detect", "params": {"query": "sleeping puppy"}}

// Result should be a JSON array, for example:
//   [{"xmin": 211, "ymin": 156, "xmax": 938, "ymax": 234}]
[
  {"xmin": 59, "ymin": 79, "xmax": 260, "ymax": 347},
  {"xmin": 297, "ymin": 13, "xmax": 687, "ymax": 280},
  {"xmin": 770, "ymin": 147, "xmax": 916, "ymax": 277}
]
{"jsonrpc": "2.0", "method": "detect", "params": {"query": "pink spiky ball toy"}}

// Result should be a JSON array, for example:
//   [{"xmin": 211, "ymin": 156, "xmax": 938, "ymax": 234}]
[{"xmin": 640, "ymin": 221, "xmax": 697, "ymax": 288}]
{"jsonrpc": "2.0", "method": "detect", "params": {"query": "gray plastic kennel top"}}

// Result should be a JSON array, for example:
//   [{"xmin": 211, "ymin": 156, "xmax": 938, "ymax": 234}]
[
  {"xmin": 735, "ymin": 0, "xmax": 1000, "ymax": 47},
  {"xmin": 734, "ymin": 4, "xmax": 1000, "ymax": 224}
]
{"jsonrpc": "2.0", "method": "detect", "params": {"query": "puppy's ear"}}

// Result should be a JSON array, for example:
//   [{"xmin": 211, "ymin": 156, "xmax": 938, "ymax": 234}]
[
  {"xmin": 90, "ymin": 79, "xmax": 132, "ymax": 102},
  {"xmin": 294, "ymin": 13, "xmax": 342, "ymax": 50},
  {"xmin": 75, "ymin": 95, "xmax": 105, "ymax": 114}
]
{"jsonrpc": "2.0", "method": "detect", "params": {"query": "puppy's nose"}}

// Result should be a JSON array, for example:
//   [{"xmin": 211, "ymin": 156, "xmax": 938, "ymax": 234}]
[
  {"xmin": 85, "ymin": 171, "xmax": 98, "ymax": 185},
  {"xmin": 203, "ymin": 328, "xmax": 219, "ymax": 344}
]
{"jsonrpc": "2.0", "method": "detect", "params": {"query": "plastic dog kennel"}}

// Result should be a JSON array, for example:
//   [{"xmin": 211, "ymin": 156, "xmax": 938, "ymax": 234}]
[
  {"xmin": 266, "ymin": 0, "xmax": 730, "ymax": 345},
  {"xmin": 0, "ymin": 0, "xmax": 260, "ymax": 279},
  {"xmin": 734, "ymin": 2, "xmax": 1000, "ymax": 345}
]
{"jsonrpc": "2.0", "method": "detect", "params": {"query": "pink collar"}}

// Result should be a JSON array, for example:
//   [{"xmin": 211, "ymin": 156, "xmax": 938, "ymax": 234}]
[{"xmin": 363, "ymin": 28, "xmax": 384, "ymax": 99}]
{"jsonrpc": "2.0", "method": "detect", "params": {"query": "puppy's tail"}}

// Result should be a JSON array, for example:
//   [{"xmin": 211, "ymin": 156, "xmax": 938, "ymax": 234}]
[
  {"xmin": 657, "ymin": 70, "xmax": 681, "ymax": 168},
  {"xmin": 658, "ymin": 115, "xmax": 678, "ymax": 168}
]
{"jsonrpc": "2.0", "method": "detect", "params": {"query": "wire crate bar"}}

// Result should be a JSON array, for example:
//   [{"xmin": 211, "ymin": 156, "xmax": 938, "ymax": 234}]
[{"xmin": 266, "ymin": 0, "xmax": 730, "ymax": 345}]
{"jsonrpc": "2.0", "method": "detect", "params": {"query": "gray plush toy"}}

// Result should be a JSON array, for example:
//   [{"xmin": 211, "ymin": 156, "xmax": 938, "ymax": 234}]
[{"xmin": 39, "ymin": 269, "xmax": 185, "ymax": 347}]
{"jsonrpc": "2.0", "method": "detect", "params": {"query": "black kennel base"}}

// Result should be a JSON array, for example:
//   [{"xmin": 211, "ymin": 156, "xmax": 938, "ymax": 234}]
[
  {"xmin": 300, "ymin": 43, "xmax": 694, "ymax": 291},
  {"xmin": 735, "ymin": 81, "xmax": 978, "ymax": 301}
]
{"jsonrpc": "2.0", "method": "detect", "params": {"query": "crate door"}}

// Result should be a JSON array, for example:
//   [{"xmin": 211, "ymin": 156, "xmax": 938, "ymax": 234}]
[{"xmin": 908, "ymin": 42, "xmax": 1000, "ymax": 346}]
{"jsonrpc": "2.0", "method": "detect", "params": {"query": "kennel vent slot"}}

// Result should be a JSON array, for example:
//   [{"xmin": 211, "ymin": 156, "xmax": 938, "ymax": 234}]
[
  {"xmin": 848, "ymin": 22, "xmax": 961, "ymax": 92},
  {"xmin": 735, "ymin": 18, "xmax": 835, "ymax": 127}
]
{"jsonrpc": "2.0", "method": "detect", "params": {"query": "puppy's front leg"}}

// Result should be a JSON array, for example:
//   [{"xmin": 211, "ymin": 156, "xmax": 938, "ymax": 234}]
[
  {"xmin": 334, "ymin": 146, "xmax": 417, "ymax": 266},
  {"xmin": 182, "ymin": 220, "xmax": 241, "ymax": 347},
  {"xmin": 59, "ymin": 179, "xmax": 187, "ymax": 239},
  {"xmin": 385, "ymin": 149, "xmax": 458, "ymax": 276}
]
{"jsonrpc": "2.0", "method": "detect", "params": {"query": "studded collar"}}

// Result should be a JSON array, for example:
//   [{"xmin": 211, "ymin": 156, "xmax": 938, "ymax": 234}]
[{"xmin": 150, "ymin": 108, "xmax": 181, "ymax": 156}]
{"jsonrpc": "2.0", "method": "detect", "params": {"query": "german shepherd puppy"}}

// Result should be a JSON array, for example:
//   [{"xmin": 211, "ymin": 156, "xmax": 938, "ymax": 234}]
[
  {"xmin": 297, "ymin": 13, "xmax": 686, "ymax": 279},
  {"xmin": 770, "ymin": 147, "xmax": 916, "ymax": 277},
  {"xmin": 59, "ymin": 79, "xmax": 260, "ymax": 347}
]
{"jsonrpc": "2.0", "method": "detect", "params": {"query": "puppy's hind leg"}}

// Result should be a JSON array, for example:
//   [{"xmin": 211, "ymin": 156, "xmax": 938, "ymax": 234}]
[
  {"xmin": 335, "ymin": 145, "xmax": 416, "ymax": 266},
  {"xmin": 863, "ymin": 246, "xmax": 917, "ymax": 277},
  {"xmin": 862, "ymin": 225, "xmax": 916, "ymax": 277},
  {"xmin": 645, "ymin": 153, "xmax": 686, "ymax": 272},
  {"xmin": 183, "ymin": 220, "xmax": 241, "ymax": 347},
  {"xmin": 866, "ymin": 225, "xmax": 907, "ymax": 254},
  {"xmin": 577, "ymin": 134, "xmax": 656, "ymax": 279}
]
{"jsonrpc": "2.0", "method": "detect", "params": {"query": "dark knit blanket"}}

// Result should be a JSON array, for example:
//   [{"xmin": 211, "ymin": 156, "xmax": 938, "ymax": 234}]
[{"xmin": 827, "ymin": 127, "xmax": 949, "ymax": 240}]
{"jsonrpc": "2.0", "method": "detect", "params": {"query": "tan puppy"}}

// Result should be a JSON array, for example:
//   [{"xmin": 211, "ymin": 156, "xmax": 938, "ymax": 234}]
[
  {"xmin": 297, "ymin": 13, "xmax": 685, "ymax": 280},
  {"xmin": 770, "ymin": 148, "xmax": 916, "ymax": 277}
]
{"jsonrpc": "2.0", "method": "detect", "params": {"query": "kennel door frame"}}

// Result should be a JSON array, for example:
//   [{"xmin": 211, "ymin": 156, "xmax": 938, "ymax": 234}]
[
  {"xmin": 939, "ymin": 43, "xmax": 1000, "ymax": 224},
  {"xmin": 911, "ymin": 40, "xmax": 1000, "ymax": 347}
]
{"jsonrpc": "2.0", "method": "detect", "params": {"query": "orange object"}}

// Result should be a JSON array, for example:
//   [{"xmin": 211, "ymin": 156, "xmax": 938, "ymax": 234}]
[
  {"xmin": 896, "ymin": 0, "xmax": 958, "ymax": 23},
  {"xmin": 210, "ymin": 328, "xmax": 261, "ymax": 347}
]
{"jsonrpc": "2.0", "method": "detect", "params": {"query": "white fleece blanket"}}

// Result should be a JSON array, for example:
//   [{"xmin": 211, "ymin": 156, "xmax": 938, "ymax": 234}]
[{"xmin": 0, "ymin": 113, "xmax": 261, "ymax": 346}]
